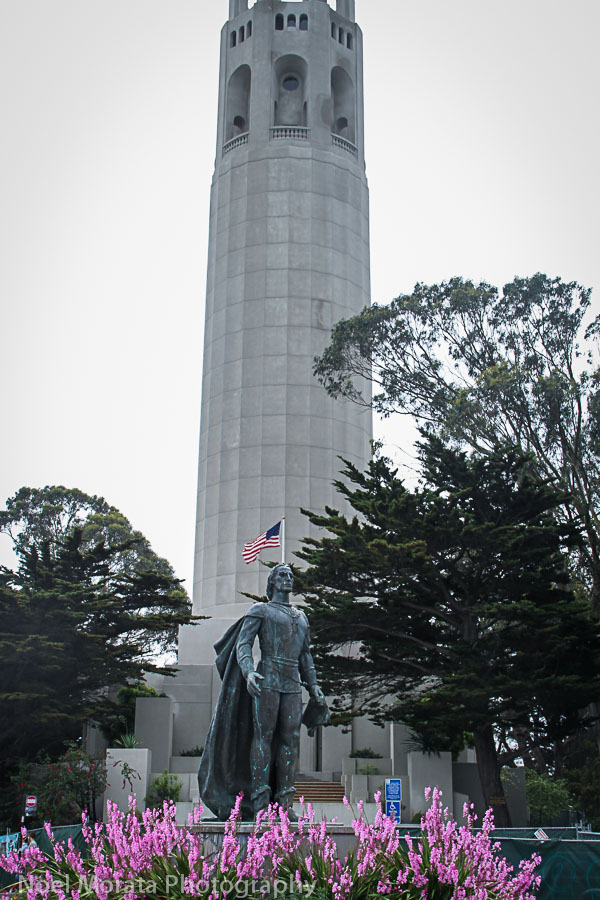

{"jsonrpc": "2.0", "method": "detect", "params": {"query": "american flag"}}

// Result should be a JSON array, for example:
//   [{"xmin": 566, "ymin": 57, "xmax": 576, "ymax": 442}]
[{"xmin": 242, "ymin": 521, "xmax": 281, "ymax": 564}]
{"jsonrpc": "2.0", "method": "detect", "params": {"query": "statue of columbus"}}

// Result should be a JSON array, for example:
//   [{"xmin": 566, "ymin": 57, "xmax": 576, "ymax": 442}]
[{"xmin": 198, "ymin": 564, "xmax": 329, "ymax": 819}]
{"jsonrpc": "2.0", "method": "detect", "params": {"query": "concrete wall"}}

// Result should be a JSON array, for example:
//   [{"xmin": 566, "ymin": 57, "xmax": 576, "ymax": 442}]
[
  {"xmin": 104, "ymin": 749, "xmax": 152, "ymax": 816},
  {"xmin": 351, "ymin": 717, "xmax": 388, "ymax": 758},
  {"xmin": 453, "ymin": 761, "xmax": 486, "ymax": 820},
  {"xmin": 407, "ymin": 751, "xmax": 454, "ymax": 820},
  {"xmin": 502, "ymin": 767, "xmax": 528, "ymax": 828},
  {"xmin": 135, "ymin": 697, "xmax": 173, "ymax": 772}
]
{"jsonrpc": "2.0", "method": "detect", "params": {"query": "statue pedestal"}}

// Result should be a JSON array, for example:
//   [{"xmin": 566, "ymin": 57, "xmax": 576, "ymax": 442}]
[
  {"xmin": 188, "ymin": 817, "xmax": 420, "ymax": 860},
  {"xmin": 189, "ymin": 821, "xmax": 356, "ymax": 860}
]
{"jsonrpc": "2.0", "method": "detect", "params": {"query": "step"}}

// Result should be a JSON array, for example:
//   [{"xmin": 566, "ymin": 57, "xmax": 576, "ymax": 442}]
[{"xmin": 294, "ymin": 781, "xmax": 346, "ymax": 803}]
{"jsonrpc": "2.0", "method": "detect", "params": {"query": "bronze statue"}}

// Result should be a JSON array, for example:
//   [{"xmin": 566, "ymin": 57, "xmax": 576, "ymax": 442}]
[{"xmin": 198, "ymin": 564, "xmax": 329, "ymax": 820}]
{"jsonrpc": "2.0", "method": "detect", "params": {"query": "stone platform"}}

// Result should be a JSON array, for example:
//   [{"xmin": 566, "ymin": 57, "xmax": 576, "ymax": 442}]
[{"xmin": 188, "ymin": 819, "xmax": 420, "ymax": 860}]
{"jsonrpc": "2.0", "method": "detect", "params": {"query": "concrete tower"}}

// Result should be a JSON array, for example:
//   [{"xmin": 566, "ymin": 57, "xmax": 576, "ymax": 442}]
[{"xmin": 178, "ymin": 0, "xmax": 371, "ymax": 664}]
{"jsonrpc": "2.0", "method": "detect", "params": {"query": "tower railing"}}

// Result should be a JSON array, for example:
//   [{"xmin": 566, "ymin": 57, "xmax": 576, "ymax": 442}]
[
  {"xmin": 332, "ymin": 134, "xmax": 358, "ymax": 157},
  {"xmin": 222, "ymin": 130, "xmax": 360, "ymax": 158},
  {"xmin": 223, "ymin": 132, "xmax": 249, "ymax": 155},
  {"xmin": 270, "ymin": 126, "xmax": 311, "ymax": 142}
]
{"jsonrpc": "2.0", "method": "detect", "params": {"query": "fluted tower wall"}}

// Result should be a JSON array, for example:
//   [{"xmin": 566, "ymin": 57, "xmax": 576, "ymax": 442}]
[{"xmin": 180, "ymin": 0, "xmax": 371, "ymax": 663}]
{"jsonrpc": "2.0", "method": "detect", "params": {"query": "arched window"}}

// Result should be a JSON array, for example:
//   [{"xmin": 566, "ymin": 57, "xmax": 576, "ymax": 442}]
[
  {"xmin": 247, "ymin": 20, "xmax": 252, "ymax": 37},
  {"xmin": 275, "ymin": 14, "xmax": 284, "ymax": 30},
  {"xmin": 331, "ymin": 22, "xmax": 336, "ymax": 38},
  {"xmin": 287, "ymin": 14, "xmax": 296, "ymax": 29},
  {"xmin": 239, "ymin": 25, "xmax": 245, "ymax": 42},
  {"xmin": 299, "ymin": 14, "xmax": 308, "ymax": 31},
  {"xmin": 331, "ymin": 66, "xmax": 356, "ymax": 143},
  {"xmin": 273, "ymin": 55, "xmax": 308, "ymax": 127},
  {"xmin": 338, "ymin": 27, "xmax": 344, "ymax": 44},
  {"xmin": 346, "ymin": 33, "xmax": 353, "ymax": 49},
  {"xmin": 230, "ymin": 31, "xmax": 237, "ymax": 48},
  {"xmin": 225, "ymin": 64, "xmax": 251, "ymax": 141}
]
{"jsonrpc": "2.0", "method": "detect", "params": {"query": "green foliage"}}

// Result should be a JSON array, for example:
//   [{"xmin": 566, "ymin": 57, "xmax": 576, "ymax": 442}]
[
  {"xmin": 565, "ymin": 748, "xmax": 600, "ymax": 830},
  {"xmin": 314, "ymin": 274, "xmax": 600, "ymax": 605},
  {"xmin": 145, "ymin": 770, "xmax": 182, "ymax": 808},
  {"xmin": 0, "ymin": 485, "xmax": 197, "ymax": 827},
  {"xmin": 524, "ymin": 770, "xmax": 570, "ymax": 826},
  {"xmin": 297, "ymin": 437, "xmax": 600, "ymax": 823},
  {"xmin": 12, "ymin": 744, "xmax": 107, "ymax": 826},
  {"xmin": 0, "ymin": 486, "xmax": 176, "ymax": 586},
  {"xmin": 179, "ymin": 746, "xmax": 204, "ymax": 757},
  {"xmin": 349, "ymin": 748, "xmax": 382, "ymax": 759},
  {"xmin": 113, "ymin": 734, "xmax": 141, "ymax": 749}
]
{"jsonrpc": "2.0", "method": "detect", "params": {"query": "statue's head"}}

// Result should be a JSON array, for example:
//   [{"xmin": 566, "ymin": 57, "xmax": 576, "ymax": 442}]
[{"xmin": 266, "ymin": 564, "xmax": 293, "ymax": 599}]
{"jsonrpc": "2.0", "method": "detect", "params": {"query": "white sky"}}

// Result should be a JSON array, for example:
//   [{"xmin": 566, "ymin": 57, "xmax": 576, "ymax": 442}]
[{"xmin": 1, "ymin": 0, "xmax": 599, "ymax": 593}]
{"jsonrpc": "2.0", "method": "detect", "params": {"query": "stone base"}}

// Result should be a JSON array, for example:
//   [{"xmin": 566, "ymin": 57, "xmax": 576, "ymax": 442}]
[{"xmin": 188, "ymin": 812, "xmax": 419, "ymax": 859}]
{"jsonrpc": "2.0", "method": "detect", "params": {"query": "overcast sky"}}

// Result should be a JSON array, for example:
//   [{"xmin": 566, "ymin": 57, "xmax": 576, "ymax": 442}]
[{"xmin": 1, "ymin": 0, "xmax": 599, "ymax": 593}]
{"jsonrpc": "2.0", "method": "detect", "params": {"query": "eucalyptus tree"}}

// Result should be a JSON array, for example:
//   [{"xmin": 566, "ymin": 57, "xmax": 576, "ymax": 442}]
[{"xmin": 314, "ymin": 274, "xmax": 600, "ymax": 604}]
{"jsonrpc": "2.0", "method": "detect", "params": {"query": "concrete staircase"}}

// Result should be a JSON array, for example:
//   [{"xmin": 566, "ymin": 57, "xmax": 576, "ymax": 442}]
[{"xmin": 294, "ymin": 780, "xmax": 346, "ymax": 803}]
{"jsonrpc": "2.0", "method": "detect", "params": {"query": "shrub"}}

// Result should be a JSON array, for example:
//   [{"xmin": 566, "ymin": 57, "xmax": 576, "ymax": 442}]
[
  {"xmin": 525, "ymin": 769, "xmax": 570, "ymax": 826},
  {"xmin": 144, "ymin": 769, "xmax": 182, "ymax": 808},
  {"xmin": 179, "ymin": 746, "xmax": 204, "ymax": 757},
  {"xmin": 113, "ymin": 733, "xmax": 141, "ymax": 749},
  {"xmin": 0, "ymin": 787, "xmax": 540, "ymax": 900},
  {"xmin": 349, "ymin": 747, "xmax": 383, "ymax": 759},
  {"xmin": 11, "ymin": 744, "xmax": 106, "ymax": 826}
]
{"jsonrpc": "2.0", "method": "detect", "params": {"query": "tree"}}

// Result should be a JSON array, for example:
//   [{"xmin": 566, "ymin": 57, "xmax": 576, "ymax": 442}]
[
  {"xmin": 0, "ymin": 486, "xmax": 196, "ymax": 820},
  {"xmin": 295, "ymin": 440, "xmax": 600, "ymax": 827},
  {"xmin": 313, "ymin": 275, "xmax": 600, "ymax": 605},
  {"xmin": 566, "ymin": 749, "xmax": 600, "ymax": 829},
  {"xmin": 0, "ymin": 486, "xmax": 177, "ymax": 587}
]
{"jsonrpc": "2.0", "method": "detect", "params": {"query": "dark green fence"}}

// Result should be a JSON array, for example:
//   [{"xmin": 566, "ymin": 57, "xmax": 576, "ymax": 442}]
[
  {"xmin": 0, "ymin": 826, "xmax": 85, "ymax": 891},
  {"xmin": 498, "ymin": 838, "xmax": 600, "ymax": 899}
]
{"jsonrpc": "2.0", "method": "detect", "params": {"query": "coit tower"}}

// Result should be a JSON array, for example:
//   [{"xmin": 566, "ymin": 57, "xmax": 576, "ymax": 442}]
[{"xmin": 179, "ymin": 0, "xmax": 371, "ymax": 663}]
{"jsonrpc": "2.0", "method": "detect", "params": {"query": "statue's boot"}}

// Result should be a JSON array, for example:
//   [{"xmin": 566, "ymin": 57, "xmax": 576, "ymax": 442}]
[
  {"xmin": 274, "ymin": 786, "xmax": 296, "ymax": 818},
  {"xmin": 251, "ymin": 785, "xmax": 271, "ymax": 816}
]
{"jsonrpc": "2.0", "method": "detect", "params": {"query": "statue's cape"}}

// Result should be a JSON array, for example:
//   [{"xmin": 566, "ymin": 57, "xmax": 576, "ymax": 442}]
[
  {"xmin": 198, "ymin": 617, "xmax": 255, "ymax": 820},
  {"xmin": 197, "ymin": 611, "xmax": 331, "ymax": 820}
]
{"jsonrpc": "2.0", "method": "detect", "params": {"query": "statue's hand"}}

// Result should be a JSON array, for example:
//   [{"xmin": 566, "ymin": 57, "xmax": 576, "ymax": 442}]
[
  {"xmin": 246, "ymin": 671, "xmax": 264, "ymax": 698},
  {"xmin": 309, "ymin": 685, "xmax": 326, "ymax": 704}
]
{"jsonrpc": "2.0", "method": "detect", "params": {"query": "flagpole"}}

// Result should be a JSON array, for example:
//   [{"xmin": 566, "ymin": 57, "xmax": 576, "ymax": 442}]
[{"xmin": 281, "ymin": 516, "xmax": 286, "ymax": 564}]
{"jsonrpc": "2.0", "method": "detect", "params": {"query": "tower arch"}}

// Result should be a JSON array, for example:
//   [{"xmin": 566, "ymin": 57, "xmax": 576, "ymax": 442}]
[
  {"xmin": 331, "ymin": 65, "xmax": 355, "ymax": 143},
  {"xmin": 225, "ymin": 64, "xmax": 251, "ymax": 140},
  {"xmin": 273, "ymin": 54, "xmax": 308, "ymax": 127}
]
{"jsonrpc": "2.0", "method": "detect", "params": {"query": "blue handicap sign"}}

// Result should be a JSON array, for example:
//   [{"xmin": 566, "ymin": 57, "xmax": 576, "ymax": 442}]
[
  {"xmin": 385, "ymin": 779, "xmax": 402, "ymax": 821},
  {"xmin": 386, "ymin": 800, "xmax": 402, "ymax": 821}
]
